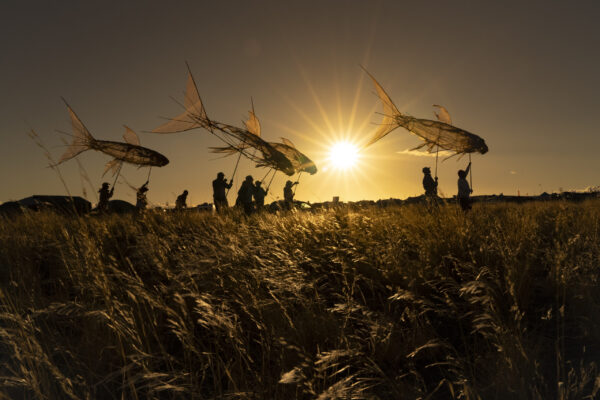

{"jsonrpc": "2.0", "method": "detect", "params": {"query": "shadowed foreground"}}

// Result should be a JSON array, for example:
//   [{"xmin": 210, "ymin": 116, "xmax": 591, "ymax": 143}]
[{"xmin": 1, "ymin": 202, "xmax": 599, "ymax": 399}]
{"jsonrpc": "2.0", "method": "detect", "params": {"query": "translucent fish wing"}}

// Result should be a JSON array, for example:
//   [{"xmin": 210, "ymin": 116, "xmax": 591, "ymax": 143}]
[
  {"xmin": 122, "ymin": 125, "xmax": 141, "ymax": 146},
  {"xmin": 103, "ymin": 158, "xmax": 122, "ymax": 177},
  {"xmin": 244, "ymin": 110, "xmax": 261, "ymax": 137},
  {"xmin": 408, "ymin": 118, "xmax": 487, "ymax": 154},
  {"xmin": 432, "ymin": 104, "xmax": 452, "ymax": 125},
  {"xmin": 363, "ymin": 70, "xmax": 402, "ymax": 146}
]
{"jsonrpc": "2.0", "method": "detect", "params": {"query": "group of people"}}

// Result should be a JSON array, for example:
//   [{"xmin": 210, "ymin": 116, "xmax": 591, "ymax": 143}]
[
  {"xmin": 422, "ymin": 162, "xmax": 473, "ymax": 211},
  {"xmin": 96, "ymin": 181, "xmax": 188, "ymax": 212},
  {"xmin": 95, "ymin": 171, "xmax": 299, "ymax": 214},
  {"xmin": 97, "ymin": 166, "xmax": 473, "ymax": 214},
  {"xmin": 214, "ymin": 172, "xmax": 298, "ymax": 215}
]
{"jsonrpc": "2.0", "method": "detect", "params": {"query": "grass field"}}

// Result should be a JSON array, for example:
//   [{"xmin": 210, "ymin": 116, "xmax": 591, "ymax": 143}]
[{"xmin": 1, "ymin": 201, "xmax": 599, "ymax": 399}]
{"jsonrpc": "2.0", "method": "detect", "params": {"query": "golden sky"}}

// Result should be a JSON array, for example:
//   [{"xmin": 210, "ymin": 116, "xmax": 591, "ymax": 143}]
[{"xmin": 2, "ymin": 1, "xmax": 600, "ymax": 205}]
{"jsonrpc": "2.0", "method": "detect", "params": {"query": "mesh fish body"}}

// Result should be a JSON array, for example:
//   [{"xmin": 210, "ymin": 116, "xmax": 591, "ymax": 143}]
[
  {"xmin": 397, "ymin": 115, "xmax": 488, "ymax": 155},
  {"xmin": 364, "ymin": 68, "xmax": 488, "ymax": 156},
  {"xmin": 90, "ymin": 140, "xmax": 169, "ymax": 167},
  {"xmin": 58, "ymin": 99, "xmax": 169, "ymax": 168}
]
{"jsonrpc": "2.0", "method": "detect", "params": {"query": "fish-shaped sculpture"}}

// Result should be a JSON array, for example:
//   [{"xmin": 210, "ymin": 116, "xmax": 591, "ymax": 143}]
[
  {"xmin": 364, "ymin": 69, "xmax": 488, "ymax": 156},
  {"xmin": 267, "ymin": 138, "xmax": 317, "ymax": 175},
  {"xmin": 58, "ymin": 99, "xmax": 169, "ymax": 170},
  {"xmin": 210, "ymin": 109, "xmax": 316, "ymax": 175},
  {"xmin": 153, "ymin": 65, "xmax": 295, "ymax": 175}
]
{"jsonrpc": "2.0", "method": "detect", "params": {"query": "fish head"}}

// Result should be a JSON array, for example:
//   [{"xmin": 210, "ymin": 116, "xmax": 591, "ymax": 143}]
[
  {"xmin": 475, "ymin": 137, "xmax": 488, "ymax": 154},
  {"xmin": 303, "ymin": 163, "xmax": 318, "ymax": 175},
  {"xmin": 271, "ymin": 151, "xmax": 295, "ymax": 175},
  {"xmin": 155, "ymin": 153, "xmax": 170, "ymax": 166}
]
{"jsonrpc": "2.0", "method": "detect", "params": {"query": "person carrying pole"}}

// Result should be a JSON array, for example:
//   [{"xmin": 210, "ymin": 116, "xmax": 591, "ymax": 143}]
[
  {"xmin": 136, "ymin": 180, "xmax": 149, "ymax": 211},
  {"xmin": 97, "ymin": 182, "xmax": 114, "ymax": 212},
  {"xmin": 236, "ymin": 175, "xmax": 255, "ymax": 215},
  {"xmin": 213, "ymin": 172, "xmax": 233, "ymax": 213},
  {"xmin": 253, "ymin": 180, "xmax": 268, "ymax": 211},
  {"xmin": 422, "ymin": 167, "xmax": 438, "ymax": 198},
  {"xmin": 176, "ymin": 190, "xmax": 188, "ymax": 210},
  {"xmin": 457, "ymin": 162, "xmax": 473, "ymax": 212},
  {"xmin": 283, "ymin": 180, "xmax": 298, "ymax": 210}
]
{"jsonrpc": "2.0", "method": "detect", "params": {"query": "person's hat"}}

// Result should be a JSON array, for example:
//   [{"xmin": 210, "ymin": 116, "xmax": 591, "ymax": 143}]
[
  {"xmin": 255, "ymin": 180, "xmax": 262, "ymax": 185},
  {"xmin": 422, "ymin": 167, "xmax": 431, "ymax": 173},
  {"xmin": 102, "ymin": 182, "xmax": 109, "ymax": 187}
]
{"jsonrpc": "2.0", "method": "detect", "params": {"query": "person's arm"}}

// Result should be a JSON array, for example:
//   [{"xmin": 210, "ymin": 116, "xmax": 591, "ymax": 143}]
[
  {"xmin": 465, "ymin": 162, "xmax": 471, "ymax": 176},
  {"xmin": 227, "ymin": 180, "xmax": 233, "ymax": 189}
]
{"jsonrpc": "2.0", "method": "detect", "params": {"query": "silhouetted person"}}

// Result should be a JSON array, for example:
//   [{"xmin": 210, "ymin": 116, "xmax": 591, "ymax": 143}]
[
  {"xmin": 97, "ymin": 182, "xmax": 114, "ymax": 212},
  {"xmin": 176, "ymin": 190, "xmax": 188, "ymax": 210},
  {"xmin": 283, "ymin": 180, "xmax": 298, "ymax": 210},
  {"xmin": 237, "ymin": 175, "xmax": 255, "ymax": 215},
  {"xmin": 422, "ymin": 167, "xmax": 438, "ymax": 197},
  {"xmin": 213, "ymin": 172, "xmax": 233, "ymax": 213},
  {"xmin": 457, "ymin": 162, "xmax": 472, "ymax": 212},
  {"xmin": 253, "ymin": 180, "xmax": 268, "ymax": 211},
  {"xmin": 136, "ymin": 181, "xmax": 149, "ymax": 210}
]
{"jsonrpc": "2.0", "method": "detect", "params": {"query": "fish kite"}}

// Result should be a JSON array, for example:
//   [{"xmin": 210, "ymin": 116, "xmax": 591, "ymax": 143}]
[
  {"xmin": 268, "ymin": 139, "xmax": 317, "ymax": 175},
  {"xmin": 211, "ymin": 109, "xmax": 317, "ymax": 175},
  {"xmin": 58, "ymin": 99, "xmax": 169, "ymax": 173},
  {"xmin": 153, "ymin": 64, "xmax": 296, "ymax": 175},
  {"xmin": 364, "ymin": 70, "xmax": 488, "ymax": 157}
]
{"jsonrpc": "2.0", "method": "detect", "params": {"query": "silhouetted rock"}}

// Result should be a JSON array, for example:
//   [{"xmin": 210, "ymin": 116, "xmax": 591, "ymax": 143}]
[
  {"xmin": 2, "ymin": 195, "xmax": 91, "ymax": 215},
  {"xmin": 105, "ymin": 199, "xmax": 136, "ymax": 214}
]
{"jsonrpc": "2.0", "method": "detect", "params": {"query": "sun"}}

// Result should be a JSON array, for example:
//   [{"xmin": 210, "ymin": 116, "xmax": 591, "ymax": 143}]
[{"xmin": 328, "ymin": 141, "xmax": 360, "ymax": 170}]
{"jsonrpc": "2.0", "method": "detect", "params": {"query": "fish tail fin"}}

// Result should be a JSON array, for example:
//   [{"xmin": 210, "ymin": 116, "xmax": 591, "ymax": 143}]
[
  {"xmin": 58, "ymin": 98, "xmax": 96, "ymax": 163},
  {"xmin": 153, "ymin": 64, "xmax": 210, "ymax": 133}
]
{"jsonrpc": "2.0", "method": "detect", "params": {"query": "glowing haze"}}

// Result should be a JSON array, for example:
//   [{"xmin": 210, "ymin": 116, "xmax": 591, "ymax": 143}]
[{"xmin": 1, "ymin": 1, "xmax": 600, "ymax": 205}]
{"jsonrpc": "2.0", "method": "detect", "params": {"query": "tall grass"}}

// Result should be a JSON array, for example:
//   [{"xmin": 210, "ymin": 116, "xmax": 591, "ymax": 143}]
[{"xmin": 0, "ymin": 201, "xmax": 599, "ymax": 399}]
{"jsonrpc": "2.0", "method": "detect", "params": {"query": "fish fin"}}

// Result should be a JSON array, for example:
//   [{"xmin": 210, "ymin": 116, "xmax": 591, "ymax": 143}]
[
  {"xmin": 58, "ymin": 98, "xmax": 95, "ymax": 164},
  {"xmin": 103, "ymin": 159, "xmax": 122, "ymax": 177},
  {"xmin": 122, "ymin": 125, "xmax": 141, "ymax": 146},
  {"xmin": 280, "ymin": 137, "xmax": 296, "ymax": 148},
  {"xmin": 432, "ymin": 104, "xmax": 452, "ymax": 125},
  {"xmin": 244, "ymin": 109, "xmax": 261, "ymax": 137}
]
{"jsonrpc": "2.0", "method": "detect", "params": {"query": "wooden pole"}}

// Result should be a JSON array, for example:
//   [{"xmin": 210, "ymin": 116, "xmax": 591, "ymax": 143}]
[
  {"xmin": 226, "ymin": 152, "xmax": 243, "ymax": 197},
  {"xmin": 293, "ymin": 172, "xmax": 303, "ymax": 196},
  {"xmin": 469, "ymin": 153, "xmax": 473, "ymax": 191},
  {"xmin": 112, "ymin": 162, "xmax": 123, "ymax": 190},
  {"xmin": 266, "ymin": 170, "xmax": 277, "ymax": 191}
]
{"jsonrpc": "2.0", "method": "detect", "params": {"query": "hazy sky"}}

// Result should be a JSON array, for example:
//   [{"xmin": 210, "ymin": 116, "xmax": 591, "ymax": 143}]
[{"xmin": 2, "ymin": 1, "xmax": 599, "ymax": 205}]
